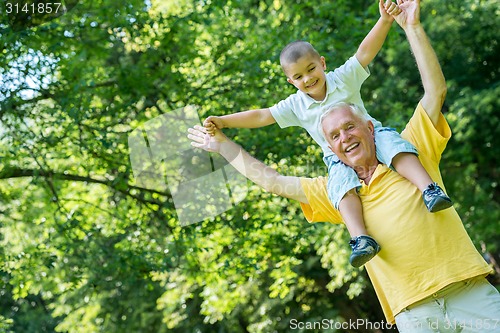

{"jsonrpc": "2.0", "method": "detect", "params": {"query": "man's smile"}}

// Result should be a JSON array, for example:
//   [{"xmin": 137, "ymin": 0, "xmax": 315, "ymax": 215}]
[{"xmin": 345, "ymin": 142, "xmax": 359, "ymax": 153}]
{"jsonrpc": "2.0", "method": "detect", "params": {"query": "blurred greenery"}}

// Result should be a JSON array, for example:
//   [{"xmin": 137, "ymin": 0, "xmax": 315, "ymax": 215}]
[{"xmin": 0, "ymin": 0, "xmax": 498, "ymax": 332}]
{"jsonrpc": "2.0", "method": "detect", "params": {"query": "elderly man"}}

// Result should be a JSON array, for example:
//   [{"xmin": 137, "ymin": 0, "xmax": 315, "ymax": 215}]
[{"xmin": 188, "ymin": 0, "xmax": 500, "ymax": 330}]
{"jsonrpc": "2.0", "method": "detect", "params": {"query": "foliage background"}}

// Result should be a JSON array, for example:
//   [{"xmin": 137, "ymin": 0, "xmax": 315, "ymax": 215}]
[{"xmin": 0, "ymin": 0, "xmax": 498, "ymax": 332}]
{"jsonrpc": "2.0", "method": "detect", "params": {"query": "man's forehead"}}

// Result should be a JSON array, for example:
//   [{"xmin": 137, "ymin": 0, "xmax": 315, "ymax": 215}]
[
  {"xmin": 324, "ymin": 108, "xmax": 356, "ymax": 122},
  {"xmin": 322, "ymin": 108, "xmax": 362, "ymax": 131}
]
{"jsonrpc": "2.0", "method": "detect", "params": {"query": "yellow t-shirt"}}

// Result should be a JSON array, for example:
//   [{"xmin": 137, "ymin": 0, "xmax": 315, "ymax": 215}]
[{"xmin": 299, "ymin": 103, "xmax": 492, "ymax": 324}]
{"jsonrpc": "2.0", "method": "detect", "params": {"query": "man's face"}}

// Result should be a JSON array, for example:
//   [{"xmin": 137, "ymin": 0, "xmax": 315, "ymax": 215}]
[
  {"xmin": 321, "ymin": 107, "xmax": 377, "ymax": 168},
  {"xmin": 284, "ymin": 53, "xmax": 327, "ymax": 101}
]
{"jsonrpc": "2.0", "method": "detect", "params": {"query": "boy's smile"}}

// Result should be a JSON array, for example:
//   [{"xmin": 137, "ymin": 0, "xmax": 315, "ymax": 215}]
[{"xmin": 284, "ymin": 53, "xmax": 327, "ymax": 101}]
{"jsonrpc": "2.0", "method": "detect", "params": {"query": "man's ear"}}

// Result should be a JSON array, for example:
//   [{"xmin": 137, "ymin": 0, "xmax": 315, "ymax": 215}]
[
  {"xmin": 287, "ymin": 77, "xmax": 293, "ymax": 85},
  {"xmin": 367, "ymin": 121, "xmax": 375, "ymax": 136},
  {"xmin": 320, "ymin": 56, "xmax": 326, "ymax": 70}
]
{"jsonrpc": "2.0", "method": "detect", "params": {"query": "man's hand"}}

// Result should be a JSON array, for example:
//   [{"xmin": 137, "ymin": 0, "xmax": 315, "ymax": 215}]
[
  {"xmin": 203, "ymin": 116, "xmax": 225, "ymax": 136},
  {"xmin": 380, "ymin": 0, "xmax": 401, "ymax": 23},
  {"xmin": 188, "ymin": 125, "xmax": 227, "ymax": 153},
  {"xmin": 392, "ymin": 0, "xmax": 420, "ymax": 28}
]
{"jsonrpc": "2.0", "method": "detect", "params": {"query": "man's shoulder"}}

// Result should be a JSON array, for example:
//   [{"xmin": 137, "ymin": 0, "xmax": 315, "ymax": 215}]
[
  {"xmin": 400, "ymin": 103, "xmax": 451, "ymax": 160},
  {"xmin": 299, "ymin": 177, "xmax": 343, "ymax": 224},
  {"xmin": 300, "ymin": 176, "xmax": 328, "ymax": 198}
]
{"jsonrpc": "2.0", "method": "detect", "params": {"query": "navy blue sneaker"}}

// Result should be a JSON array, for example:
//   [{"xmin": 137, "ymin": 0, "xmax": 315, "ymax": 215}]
[
  {"xmin": 422, "ymin": 182, "xmax": 453, "ymax": 212},
  {"xmin": 349, "ymin": 235, "xmax": 381, "ymax": 267}
]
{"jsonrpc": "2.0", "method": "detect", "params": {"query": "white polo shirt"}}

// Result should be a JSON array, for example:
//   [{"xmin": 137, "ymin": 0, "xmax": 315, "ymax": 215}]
[{"xmin": 270, "ymin": 55, "xmax": 381, "ymax": 157}]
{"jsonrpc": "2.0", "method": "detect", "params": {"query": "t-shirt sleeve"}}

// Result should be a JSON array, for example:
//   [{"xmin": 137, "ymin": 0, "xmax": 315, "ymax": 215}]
[
  {"xmin": 332, "ymin": 55, "xmax": 370, "ymax": 95},
  {"xmin": 269, "ymin": 95, "xmax": 300, "ymax": 128},
  {"xmin": 401, "ymin": 103, "xmax": 451, "ymax": 163},
  {"xmin": 299, "ymin": 177, "xmax": 344, "ymax": 224}
]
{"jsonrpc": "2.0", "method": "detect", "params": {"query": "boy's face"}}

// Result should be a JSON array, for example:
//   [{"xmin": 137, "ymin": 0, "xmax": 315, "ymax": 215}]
[{"xmin": 284, "ymin": 53, "xmax": 327, "ymax": 101}]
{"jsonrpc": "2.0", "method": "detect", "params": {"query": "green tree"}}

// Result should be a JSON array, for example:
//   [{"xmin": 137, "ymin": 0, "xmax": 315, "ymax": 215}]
[{"xmin": 0, "ymin": 0, "xmax": 497, "ymax": 332}]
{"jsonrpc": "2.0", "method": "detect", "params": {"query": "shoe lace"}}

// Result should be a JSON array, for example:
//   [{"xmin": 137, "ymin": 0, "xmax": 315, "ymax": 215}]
[
  {"xmin": 424, "ymin": 183, "xmax": 440, "ymax": 196},
  {"xmin": 349, "ymin": 237, "xmax": 364, "ymax": 250}
]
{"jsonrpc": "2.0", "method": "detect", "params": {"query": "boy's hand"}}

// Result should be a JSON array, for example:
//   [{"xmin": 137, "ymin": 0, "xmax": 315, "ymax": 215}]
[
  {"xmin": 380, "ymin": 0, "xmax": 401, "ymax": 22},
  {"xmin": 188, "ymin": 125, "xmax": 227, "ymax": 153},
  {"xmin": 203, "ymin": 116, "xmax": 225, "ymax": 136}
]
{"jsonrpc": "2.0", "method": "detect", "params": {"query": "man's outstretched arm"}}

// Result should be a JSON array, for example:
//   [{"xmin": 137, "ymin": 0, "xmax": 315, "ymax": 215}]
[
  {"xmin": 393, "ymin": 0, "xmax": 447, "ymax": 126},
  {"xmin": 187, "ymin": 125, "xmax": 308, "ymax": 203}
]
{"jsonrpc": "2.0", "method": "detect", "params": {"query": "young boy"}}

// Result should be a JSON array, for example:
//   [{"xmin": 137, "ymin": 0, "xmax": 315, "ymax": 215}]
[{"xmin": 204, "ymin": 0, "xmax": 452, "ymax": 267}]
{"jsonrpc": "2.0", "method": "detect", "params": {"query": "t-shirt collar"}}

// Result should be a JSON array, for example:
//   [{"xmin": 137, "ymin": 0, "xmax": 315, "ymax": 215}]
[{"xmin": 360, "ymin": 164, "xmax": 391, "ymax": 188}]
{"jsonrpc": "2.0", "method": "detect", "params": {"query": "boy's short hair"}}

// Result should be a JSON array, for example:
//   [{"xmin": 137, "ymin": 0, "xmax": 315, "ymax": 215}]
[{"xmin": 280, "ymin": 41, "xmax": 321, "ymax": 70}]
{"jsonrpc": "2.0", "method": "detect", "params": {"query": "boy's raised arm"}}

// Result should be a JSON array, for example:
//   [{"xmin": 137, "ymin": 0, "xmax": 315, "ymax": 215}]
[
  {"xmin": 355, "ymin": 0, "xmax": 401, "ymax": 68},
  {"xmin": 204, "ymin": 108, "xmax": 276, "ymax": 135}
]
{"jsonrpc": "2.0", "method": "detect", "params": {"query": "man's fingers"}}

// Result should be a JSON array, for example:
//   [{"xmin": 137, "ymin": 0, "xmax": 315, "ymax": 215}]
[
  {"xmin": 196, "ymin": 124, "xmax": 217, "ymax": 136},
  {"xmin": 187, "ymin": 126, "xmax": 209, "ymax": 142},
  {"xmin": 187, "ymin": 133, "xmax": 205, "ymax": 144},
  {"xmin": 194, "ymin": 125, "xmax": 207, "ymax": 133},
  {"xmin": 387, "ymin": 6, "xmax": 400, "ymax": 15},
  {"xmin": 187, "ymin": 127, "xmax": 201, "ymax": 136}
]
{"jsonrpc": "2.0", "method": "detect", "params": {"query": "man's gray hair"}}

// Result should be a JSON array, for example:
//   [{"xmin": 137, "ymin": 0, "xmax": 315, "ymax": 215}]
[{"xmin": 318, "ymin": 102, "xmax": 367, "ymax": 139}]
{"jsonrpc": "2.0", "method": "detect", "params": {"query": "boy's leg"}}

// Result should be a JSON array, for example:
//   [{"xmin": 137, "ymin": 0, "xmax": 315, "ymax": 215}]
[
  {"xmin": 392, "ymin": 152, "xmax": 433, "ymax": 192},
  {"xmin": 338, "ymin": 189, "xmax": 366, "ymax": 237},
  {"xmin": 324, "ymin": 155, "xmax": 380, "ymax": 268},
  {"xmin": 374, "ymin": 128, "xmax": 453, "ymax": 213},
  {"xmin": 392, "ymin": 152, "xmax": 453, "ymax": 212},
  {"xmin": 338, "ymin": 191, "xmax": 381, "ymax": 267}
]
